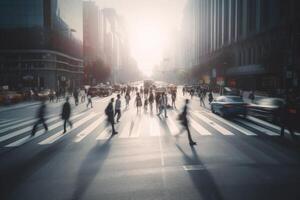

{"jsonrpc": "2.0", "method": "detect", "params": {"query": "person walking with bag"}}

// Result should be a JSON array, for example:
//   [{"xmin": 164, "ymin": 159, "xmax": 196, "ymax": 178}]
[
  {"xmin": 62, "ymin": 97, "xmax": 73, "ymax": 133},
  {"xmin": 176, "ymin": 99, "xmax": 197, "ymax": 146},
  {"xmin": 105, "ymin": 98, "xmax": 118, "ymax": 135},
  {"xmin": 115, "ymin": 94, "xmax": 122, "ymax": 123}
]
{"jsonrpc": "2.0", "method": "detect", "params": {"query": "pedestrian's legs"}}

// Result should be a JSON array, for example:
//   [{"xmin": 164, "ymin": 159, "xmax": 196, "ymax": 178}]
[
  {"xmin": 164, "ymin": 106, "xmax": 168, "ymax": 118},
  {"xmin": 111, "ymin": 121, "xmax": 116, "ymax": 134},
  {"xmin": 41, "ymin": 118, "xmax": 48, "ymax": 131},
  {"xmin": 68, "ymin": 119, "xmax": 73, "ymax": 129},
  {"xmin": 31, "ymin": 119, "xmax": 41, "ymax": 136},
  {"xmin": 186, "ymin": 125, "xmax": 196, "ymax": 145},
  {"xmin": 63, "ymin": 120, "xmax": 67, "ymax": 133}
]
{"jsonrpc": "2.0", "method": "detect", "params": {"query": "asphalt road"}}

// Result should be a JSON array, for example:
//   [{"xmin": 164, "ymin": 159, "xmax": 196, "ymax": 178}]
[{"xmin": 0, "ymin": 92, "xmax": 300, "ymax": 200}]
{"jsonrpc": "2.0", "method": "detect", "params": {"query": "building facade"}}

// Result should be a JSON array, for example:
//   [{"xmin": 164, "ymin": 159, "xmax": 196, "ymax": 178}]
[
  {"xmin": 183, "ymin": 0, "xmax": 300, "ymax": 92},
  {"xmin": 0, "ymin": 0, "xmax": 83, "ymax": 91}
]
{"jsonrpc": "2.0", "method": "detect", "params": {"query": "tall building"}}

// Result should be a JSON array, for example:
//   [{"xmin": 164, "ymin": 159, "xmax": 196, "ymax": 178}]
[
  {"xmin": 0, "ymin": 0, "xmax": 83, "ymax": 91},
  {"xmin": 182, "ymin": 0, "xmax": 300, "ymax": 92}
]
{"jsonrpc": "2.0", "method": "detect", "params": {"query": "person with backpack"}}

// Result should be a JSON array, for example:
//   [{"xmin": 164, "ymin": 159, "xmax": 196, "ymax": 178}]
[
  {"xmin": 105, "ymin": 98, "xmax": 117, "ymax": 135},
  {"xmin": 61, "ymin": 97, "xmax": 73, "ymax": 133}
]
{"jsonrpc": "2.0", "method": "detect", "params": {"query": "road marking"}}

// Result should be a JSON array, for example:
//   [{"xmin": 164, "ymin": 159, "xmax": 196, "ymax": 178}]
[
  {"xmin": 183, "ymin": 165, "xmax": 206, "ymax": 171},
  {"xmin": 190, "ymin": 118, "xmax": 212, "ymax": 135},
  {"xmin": 130, "ymin": 117, "xmax": 143, "ymax": 138},
  {"xmin": 247, "ymin": 116, "xmax": 300, "ymax": 135},
  {"xmin": 207, "ymin": 113, "xmax": 257, "ymax": 136},
  {"xmin": 119, "ymin": 120, "xmax": 132, "ymax": 138},
  {"xmin": 5, "ymin": 112, "xmax": 86, "ymax": 147},
  {"xmin": 39, "ymin": 113, "xmax": 97, "ymax": 145},
  {"xmin": 74, "ymin": 115, "xmax": 105, "ymax": 143},
  {"xmin": 96, "ymin": 127, "xmax": 112, "ymax": 140},
  {"xmin": 0, "ymin": 116, "xmax": 60, "ymax": 143},
  {"xmin": 193, "ymin": 112, "xmax": 235, "ymax": 135},
  {"xmin": 235, "ymin": 119, "xmax": 279, "ymax": 136},
  {"xmin": 166, "ymin": 117, "xmax": 180, "ymax": 136},
  {"xmin": 150, "ymin": 117, "xmax": 160, "ymax": 136}
]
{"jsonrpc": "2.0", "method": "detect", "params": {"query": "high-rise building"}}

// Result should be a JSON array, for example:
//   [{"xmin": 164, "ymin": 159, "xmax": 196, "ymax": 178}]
[
  {"xmin": 0, "ymin": 0, "xmax": 83, "ymax": 91},
  {"xmin": 182, "ymin": 0, "xmax": 300, "ymax": 92}
]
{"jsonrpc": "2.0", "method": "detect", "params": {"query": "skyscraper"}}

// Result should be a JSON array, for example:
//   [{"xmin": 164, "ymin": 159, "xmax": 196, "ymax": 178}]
[{"xmin": 0, "ymin": 0, "xmax": 83, "ymax": 91}]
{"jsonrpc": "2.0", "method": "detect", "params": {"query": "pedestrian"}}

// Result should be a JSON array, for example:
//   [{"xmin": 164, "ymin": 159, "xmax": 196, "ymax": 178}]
[
  {"xmin": 208, "ymin": 91, "xmax": 214, "ymax": 104},
  {"xmin": 182, "ymin": 87, "xmax": 185, "ymax": 96},
  {"xmin": 280, "ymin": 92, "xmax": 297, "ymax": 138},
  {"xmin": 73, "ymin": 89, "xmax": 79, "ymax": 106},
  {"xmin": 105, "ymin": 98, "xmax": 118, "ymax": 135},
  {"xmin": 81, "ymin": 89, "xmax": 86, "ymax": 103},
  {"xmin": 140, "ymin": 87, "xmax": 144, "ymax": 98},
  {"xmin": 135, "ymin": 92, "xmax": 143, "ymax": 113},
  {"xmin": 190, "ymin": 89, "xmax": 194, "ymax": 99},
  {"xmin": 176, "ymin": 99, "xmax": 197, "ymax": 146},
  {"xmin": 56, "ymin": 90, "xmax": 60, "ymax": 103},
  {"xmin": 248, "ymin": 90, "xmax": 255, "ymax": 103},
  {"xmin": 31, "ymin": 100, "xmax": 48, "ymax": 136},
  {"xmin": 171, "ymin": 92, "xmax": 176, "ymax": 109},
  {"xmin": 149, "ymin": 91, "xmax": 154, "ymax": 113},
  {"xmin": 144, "ymin": 97, "xmax": 149, "ymax": 112},
  {"xmin": 61, "ymin": 97, "xmax": 73, "ymax": 133},
  {"xmin": 125, "ymin": 92, "xmax": 131, "ymax": 109},
  {"xmin": 158, "ymin": 92, "xmax": 168, "ymax": 118},
  {"xmin": 115, "ymin": 94, "xmax": 122, "ymax": 123},
  {"xmin": 155, "ymin": 93, "xmax": 161, "ymax": 114},
  {"xmin": 199, "ymin": 92, "xmax": 205, "ymax": 107},
  {"xmin": 86, "ymin": 92, "xmax": 93, "ymax": 108}
]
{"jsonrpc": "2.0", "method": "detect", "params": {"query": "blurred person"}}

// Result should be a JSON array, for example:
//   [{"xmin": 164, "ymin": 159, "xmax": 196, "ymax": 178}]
[
  {"xmin": 171, "ymin": 92, "xmax": 177, "ymax": 109},
  {"xmin": 149, "ymin": 91, "xmax": 154, "ymax": 113},
  {"xmin": 158, "ymin": 92, "xmax": 168, "ymax": 118},
  {"xmin": 248, "ymin": 91, "xmax": 255, "ymax": 103},
  {"xmin": 86, "ymin": 91, "xmax": 93, "ymax": 108},
  {"xmin": 31, "ymin": 100, "xmax": 48, "ymax": 136},
  {"xmin": 105, "ymin": 98, "xmax": 118, "ymax": 134},
  {"xmin": 80, "ymin": 89, "xmax": 86, "ymax": 103},
  {"xmin": 176, "ymin": 99, "xmax": 197, "ymax": 146},
  {"xmin": 280, "ymin": 92, "xmax": 297, "ymax": 138},
  {"xmin": 73, "ymin": 89, "xmax": 79, "ymax": 106},
  {"xmin": 125, "ymin": 92, "xmax": 131, "ymax": 109},
  {"xmin": 208, "ymin": 91, "xmax": 214, "ymax": 104},
  {"xmin": 199, "ymin": 92, "xmax": 205, "ymax": 107},
  {"xmin": 61, "ymin": 97, "xmax": 73, "ymax": 133},
  {"xmin": 182, "ymin": 87, "xmax": 186, "ymax": 96},
  {"xmin": 115, "ymin": 94, "xmax": 122, "ymax": 123},
  {"xmin": 144, "ymin": 96, "xmax": 149, "ymax": 112},
  {"xmin": 135, "ymin": 92, "xmax": 143, "ymax": 113}
]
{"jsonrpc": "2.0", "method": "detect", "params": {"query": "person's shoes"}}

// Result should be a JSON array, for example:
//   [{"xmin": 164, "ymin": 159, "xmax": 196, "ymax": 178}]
[
  {"xmin": 31, "ymin": 132, "xmax": 35, "ymax": 137},
  {"xmin": 63, "ymin": 130, "xmax": 67, "ymax": 134},
  {"xmin": 189, "ymin": 141, "xmax": 197, "ymax": 146},
  {"xmin": 112, "ymin": 131, "xmax": 118, "ymax": 135}
]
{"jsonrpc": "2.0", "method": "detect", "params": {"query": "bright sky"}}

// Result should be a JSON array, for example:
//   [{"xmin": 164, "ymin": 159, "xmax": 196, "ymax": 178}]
[{"xmin": 95, "ymin": 0, "xmax": 187, "ymax": 76}]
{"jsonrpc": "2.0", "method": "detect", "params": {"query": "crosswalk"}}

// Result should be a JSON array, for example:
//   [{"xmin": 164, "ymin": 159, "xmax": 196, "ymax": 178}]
[{"xmin": 0, "ymin": 107, "xmax": 298, "ymax": 149}]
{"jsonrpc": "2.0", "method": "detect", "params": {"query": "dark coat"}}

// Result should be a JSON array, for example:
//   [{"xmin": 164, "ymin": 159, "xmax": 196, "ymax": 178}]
[
  {"xmin": 62, "ymin": 102, "xmax": 71, "ymax": 120},
  {"xmin": 105, "ymin": 102, "xmax": 114, "ymax": 123}
]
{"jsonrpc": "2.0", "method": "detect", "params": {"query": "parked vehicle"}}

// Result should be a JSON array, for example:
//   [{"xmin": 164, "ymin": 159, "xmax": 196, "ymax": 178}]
[
  {"xmin": 99, "ymin": 86, "xmax": 113, "ymax": 97},
  {"xmin": 88, "ymin": 87, "xmax": 99, "ymax": 97},
  {"xmin": 112, "ymin": 84, "xmax": 121, "ymax": 93},
  {"xmin": 0, "ymin": 91, "xmax": 24, "ymax": 104},
  {"xmin": 247, "ymin": 97, "xmax": 285, "ymax": 124},
  {"xmin": 211, "ymin": 96, "xmax": 248, "ymax": 117},
  {"xmin": 36, "ymin": 89, "xmax": 51, "ymax": 100}
]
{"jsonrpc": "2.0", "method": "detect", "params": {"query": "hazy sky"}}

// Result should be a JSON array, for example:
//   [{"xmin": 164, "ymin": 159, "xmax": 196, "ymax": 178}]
[{"xmin": 95, "ymin": 0, "xmax": 187, "ymax": 76}]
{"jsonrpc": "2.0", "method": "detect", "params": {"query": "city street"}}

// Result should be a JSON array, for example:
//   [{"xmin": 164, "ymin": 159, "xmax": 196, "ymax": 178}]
[{"xmin": 1, "ymin": 92, "xmax": 300, "ymax": 200}]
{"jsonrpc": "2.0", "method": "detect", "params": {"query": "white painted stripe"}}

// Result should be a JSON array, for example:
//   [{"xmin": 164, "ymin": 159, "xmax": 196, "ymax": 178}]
[
  {"xmin": 74, "ymin": 115, "xmax": 105, "ymax": 143},
  {"xmin": 207, "ymin": 113, "xmax": 257, "ymax": 136},
  {"xmin": 166, "ymin": 117, "xmax": 179, "ymax": 135},
  {"xmin": 247, "ymin": 116, "xmax": 300, "ymax": 135},
  {"xmin": 0, "ymin": 117, "xmax": 33, "ymax": 129},
  {"xmin": 0, "ymin": 116, "xmax": 60, "ymax": 143},
  {"xmin": 130, "ymin": 117, "xmax": 143, "ymax": 138},
  {"xmin": 193, "ymin": 112, "xmax": 235, "ymax": 135},
  {"xmin": 5, "ymin": 112, "xmax": 86, "ymax": 147},
  {"xmin": 96, "ymin": 127, "xmax": 112, "ymax": 140},
  {"xmin": 190, "ymin": 118, "xmax": 212, "ymax": 135},
  {"xmin": 150, "ymin": 117, "xmax": 160, "ymax": 136},
  {"xmin": 39, "ymin": 113, "xmax": 97, "ymax": 145},
  {"xmin": 235, "ymin": 119, "xmax": 279, "ymax": 136},
  {"xmin": 119, "ymin": 120, "xmax": 132, "ymax": 138}
]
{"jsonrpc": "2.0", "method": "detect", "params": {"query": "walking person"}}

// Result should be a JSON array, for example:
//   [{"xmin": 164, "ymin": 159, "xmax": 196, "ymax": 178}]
[
  {"xmin": 158, "ymin": 92, "xmax": 168, "ymax": 118},
  {"xmin": 176, "ymin": 99, "xmax": 197, "ymax": 146},
  {"xmin": 280, "ymin": 92, "xmax": 297, "ymax": 138},
  {"xmin": 144, "ymin": 96, "xmax": 149, "ymax": 112},
  {"xmin": 125, "ymin": 92, "xmax": 131, "ymax": 109},
  {"xmin": 208, "ymin": 91, "xmax": 214, "ymax": 104},
  {"xmin": 73, "ymin": 89, "xmax": 79, "ymax": 106},
  {"xmin": 155, "ymin": 93, "xmax": 161, "ymax": 114},
  {"xmin": 86, "ymin": 93, "xmax": 93, "ymax": 108},
  {"xmin": 248, "ymin": 90, "xmax": 255, "ymax": 103},
  {"xmin": 135, "ymin": 92, "xmax": 143, "ymax": 113},
  {"xmin": 105, "ymin": 98, "xmax": 118, "ymax": 135},
  {"xmin": 171, "ymin": 92, "xmax": 177, "ymax": 109},
  {"xmin": 115, "ymin": 94, "xmax": 122, "ymax": 123},
  {"xmin": 199, "ymin": 92, "xmax": 205, "ymax": 107},
  {"xmin": 31, "ymin": 100, "xmax": 48, "ymax": 136},
  {"xmin": 61, "ymin": 97, "xmax": 73, "ymax": 133},
  {"xmin": 149, "ymin": 91, "xmax": 154, "ymax": 113}
]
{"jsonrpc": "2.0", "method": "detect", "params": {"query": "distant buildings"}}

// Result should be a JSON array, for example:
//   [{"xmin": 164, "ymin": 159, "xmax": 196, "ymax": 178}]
[
  {"xmin": 83, "ymin": 2, "xmax": 135, "ymax": 84},
  {"xmin": 182, "ymin": 0, "xmax": 300, "ymax": 92},
  {"xmin": 0, "ymin": 0, "xmax": 83, "ymax": 91}
]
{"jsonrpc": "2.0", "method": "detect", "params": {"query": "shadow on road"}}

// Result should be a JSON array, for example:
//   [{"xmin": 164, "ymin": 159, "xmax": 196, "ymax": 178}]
[
  {"xmin": 176, "ymin": 144, "xmax": 224, "ymax": 200},
  {"xmin": 70, "ymin": 135, "xmax": 114, "ymax": 200}
]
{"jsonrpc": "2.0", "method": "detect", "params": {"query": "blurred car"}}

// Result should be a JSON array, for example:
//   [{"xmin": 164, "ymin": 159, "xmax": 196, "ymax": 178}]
[
  {"xmin": 211, "ymin": 96, "xmax": 248, "ymax": 117},
  {"xmin": 99, "ymin": 86, "xmax": 112, "ymax": 97},
  {"xmin": 222, "ymin": 87, "xmax": 240, "ymax": 96},
  {"xmin": 0, "ymin": 91, "xmax": 24, "ymax": 104},
  {"xmin": 88, "ymin": 87, "xmax": 99, "ymax": 97},
  {"xmin": 112, "ymin": 84, "xmax": 121, "ymax": 93},
  {"xmin": 36, "ymin": 89, "xmax": 51, "ymax": 100},
  {"xmin": 247, "ymin": 97, "xmax": 285, "ymax": 124}
]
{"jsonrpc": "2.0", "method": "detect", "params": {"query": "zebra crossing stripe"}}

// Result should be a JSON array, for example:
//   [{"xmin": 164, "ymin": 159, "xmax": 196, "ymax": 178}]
[
  {"xmin": 193, "ymin": 112, "xmax": 235, "ymax": 135},
  {"xmin": 235, "ymin": 119, "xmax": 279, "ymax": 136},
  {"xmin": 119, "ymin": 120, "xmax": 132, "ymax": 138},
  {"xmin": 207, "ymin": 112, "xmax": 257, "ymax": 136},
  {"xmin": 74, "ymin": 115, "xmax": 105, "ymax": 143},
  {"xmin": 166, "ymin": 117, "xmax": 179, "ymax": 135},
  {"xmin": 0, "ymin": 116, "xmax": 60, "ymax": 143},
  {"xmin": 190, "ymin": 118, "xmax": 212, "ymax": 135},
  {"xmin": 130, "ymin": 117, "xmax": 143, "ymax": 138},
  {"xmin": 150, "ymin": 117, "xmax": 160, "ymax": 136},
  {"xmin": 96, "ymin": 127, "xmax": 112, "ymax": 140},
  {"xmin": 5, "ymin": 112, "xmax": 87, "ymax": 147},
  {"xmin": 39, "ymin": 113, "xmax": 97, "ymax": 145}
]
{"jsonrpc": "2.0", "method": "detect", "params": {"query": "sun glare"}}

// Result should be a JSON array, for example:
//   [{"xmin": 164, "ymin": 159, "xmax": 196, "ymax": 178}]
[{"xmin": 130, "ymin": 23, "xmax": 166, "ymax": 77}]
